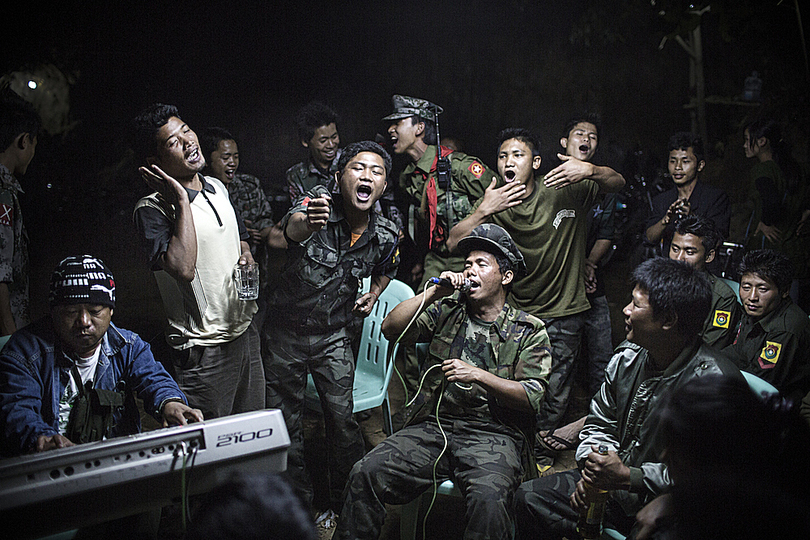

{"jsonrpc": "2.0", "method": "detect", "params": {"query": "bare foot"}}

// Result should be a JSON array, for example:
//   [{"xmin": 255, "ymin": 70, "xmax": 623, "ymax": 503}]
[{"xmin": 540, "ymin": 415, "xmax": 587, "ymax": 451}]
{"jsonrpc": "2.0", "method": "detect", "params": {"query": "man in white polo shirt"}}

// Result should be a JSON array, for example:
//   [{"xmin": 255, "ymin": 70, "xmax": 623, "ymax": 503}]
[{"xmin": 132, "ymin": 103, "xmax": 263, "ymax": 420}]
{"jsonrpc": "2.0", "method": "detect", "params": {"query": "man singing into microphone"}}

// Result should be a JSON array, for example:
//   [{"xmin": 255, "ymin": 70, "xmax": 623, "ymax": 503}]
[{"xmin": 336, "ymin": 224, "xmax": 552, "ymax": 540}]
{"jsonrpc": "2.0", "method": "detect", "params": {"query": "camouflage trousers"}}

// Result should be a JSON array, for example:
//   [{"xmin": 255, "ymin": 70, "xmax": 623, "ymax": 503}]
[
  {"xmin": 336, "ymin": 417, "xmax": 524, "ymax": 540},
  {"xmin": 536, "ymin": 311, "xmax": 589, "ymax": 433},
  {"xmin": 514, "ymin": 469, "xmax": 634, "ymax": 540},
  {"xmin": 262, "ymin": 323, "xmax": 364, "ymax": 511},
  {"xmin": 582, "ymin": 295, "xmax": 613, "ymax": 396}
]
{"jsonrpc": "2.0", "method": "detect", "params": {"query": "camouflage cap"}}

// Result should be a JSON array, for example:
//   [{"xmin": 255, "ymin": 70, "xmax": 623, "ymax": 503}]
[
  {"xmin": 458, "ymin": 224, "xmax": 527, "ymax": 276},
  {"xmin": 382, "ymin": 95, "xmax": 443, "ymax": 122}
]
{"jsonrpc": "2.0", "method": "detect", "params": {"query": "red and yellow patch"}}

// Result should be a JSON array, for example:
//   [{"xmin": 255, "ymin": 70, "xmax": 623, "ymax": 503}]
[
  {"xmin": 468, "ymin": 162, "xmax": 484, "ymax": 179},
  {"xmin": 758, "ymin": 341, "xmax": 782, "ymax": 369},
  {"xmin": 712, "ymin": 310, "xmax": 731, "ymax": 329}
]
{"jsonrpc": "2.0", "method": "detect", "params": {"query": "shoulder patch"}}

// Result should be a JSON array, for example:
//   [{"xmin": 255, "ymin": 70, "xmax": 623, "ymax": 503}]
[
  {"xmin": 757, "ymin": 341, "xmax": 782, "ymax": 369},
  {"xmin": 468, "ymin": 161, "xmax": 484, "ymax": 178},
  {"xmin": 712, "ymin": 310, "xmax": 731, "ymax": 329},
  {"xmin": 0, "ymin": 203, "xmax": 13, "ymax": 227}
]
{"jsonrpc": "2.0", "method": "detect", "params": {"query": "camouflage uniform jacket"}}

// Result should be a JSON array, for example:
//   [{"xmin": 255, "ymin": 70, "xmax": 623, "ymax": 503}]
[
  {"xmin": 267, "ymin": 185, "xmax": 400, "ymax": 334},
  {"xmin": 577, "ymin": 340, "xmax": 742, "ymax": 515},
  {"xmin": 285, "ymin": 152, "xmax": 341, "ymax": 202},
  {"xmin": 0, "ymin": 164, "xmax": 30, "ymax": 330},
  {"xmin": 401, "ymin": 297, "xmax": 551, "ymax": 438},
  {"xmin": 400, "ymin": 145, "xmax": 496, "ymax": 258},
  {"xmin": 226, "ymin": 173, "xmax": 275, "ymax": 231}
]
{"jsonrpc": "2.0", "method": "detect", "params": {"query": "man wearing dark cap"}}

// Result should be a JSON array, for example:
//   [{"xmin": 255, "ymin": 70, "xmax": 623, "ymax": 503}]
[
  {"xmin": 337, "ymin": 224, "xmax": 551, "ymax": 540},
  {"xmin": 384, "ymin": 94, "xmax": 498, "ymax": 395},
  {"xmin": 384, "ymin": 94, "xmax": 497, "ymax": 284},
  {"xmin": 0, "ymin": 256, "xmax": 202, "ymax": 456}
]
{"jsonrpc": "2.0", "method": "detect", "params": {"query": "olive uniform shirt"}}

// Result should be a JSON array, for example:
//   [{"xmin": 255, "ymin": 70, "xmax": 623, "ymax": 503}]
[
  {"xmin": 400, "ymin": 145, "xmax": 496, "ymax": 281},
  {"xmin": 725, "ymin": 298, "xmax": 810, "ymax": 401},
  {"xmin": 477, "ymin": 177, "xmax": 600, "ymax": 319},
  {"xmin": 702, "ymin": 273, "xmax": 743, "ymax": 349}
]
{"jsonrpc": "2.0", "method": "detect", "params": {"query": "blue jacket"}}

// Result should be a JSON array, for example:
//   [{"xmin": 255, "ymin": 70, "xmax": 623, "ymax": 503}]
[{"xmin": 0, "ymin": 317, "xmax": 186, "ymax": 455}]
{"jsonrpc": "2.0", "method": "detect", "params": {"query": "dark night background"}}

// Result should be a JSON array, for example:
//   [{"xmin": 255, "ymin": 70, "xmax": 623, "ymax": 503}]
[{"xmin": 2, "ymin": 1, "xmax": 808, "ymax": 337}]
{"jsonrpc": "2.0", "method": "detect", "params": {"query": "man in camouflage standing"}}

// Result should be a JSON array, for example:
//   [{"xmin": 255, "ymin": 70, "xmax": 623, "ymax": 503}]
[
  {"xmin": 0, "ymin": 90, "xmax": 39, "ymax": 336},
  {"xmin": 337, "ymin": 224, "xmax": 551, "ymax": 540},
  {"xmin": 286, "ymin": 100, "xmax": 342, "ymax": 202},
  {"xmin": 263, "ymin": 141, "xmax": 400, "ymax": 523}
]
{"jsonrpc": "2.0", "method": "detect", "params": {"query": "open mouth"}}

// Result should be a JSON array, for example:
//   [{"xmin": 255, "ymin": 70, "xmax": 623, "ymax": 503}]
[
  {"xmin": 224, "ymin": 168, "xmax": 235, "ymax": 179},
  {"xmin": 504, "ymin": 170, "xmax": 516, "ymax": 181},
  {"xmin": 186, "ymin": 147, "xmax": 202, "ymax": 164},
  {"xmin": 579, "ymin": 145, "xmax": 590, "ymax": 155},
  {"xmin": 357, "ymin": 184, "xmax": 373, "ymax": 202}
]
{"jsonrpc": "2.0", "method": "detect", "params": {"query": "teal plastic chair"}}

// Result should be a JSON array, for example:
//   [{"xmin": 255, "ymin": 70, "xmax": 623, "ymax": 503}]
[
  {"xmin": 304, "ymin": 278, "xmax": 414, "ymax": 436},
  {"xmin": 0, "ymin": 334, "xmax": 10, "ymax": 351},
  {"xmin": 400, "ymin": 479, "xmax": 461, "ymax": 540},
  {"xmin": 742, "ymin": 370, "xmax": 779, "ymax": 400},
  {"xmin": 719, "ymin": 277, "xmax": 740, "ymax": 298}
]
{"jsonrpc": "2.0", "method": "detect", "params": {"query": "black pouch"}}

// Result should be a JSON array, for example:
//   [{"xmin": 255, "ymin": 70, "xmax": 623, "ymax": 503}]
[{"xmin": 65, "ymin": 366, "xmax": 127, "ymax": 444}]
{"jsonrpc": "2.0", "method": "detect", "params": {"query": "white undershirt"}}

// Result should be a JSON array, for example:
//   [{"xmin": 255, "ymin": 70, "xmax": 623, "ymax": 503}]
[{"xmin": 58, "ymin": 347, "xmax": 102, "ymax": 435}]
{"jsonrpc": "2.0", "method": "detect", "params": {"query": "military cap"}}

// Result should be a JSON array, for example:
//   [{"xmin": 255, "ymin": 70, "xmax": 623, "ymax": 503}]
[
  {"xmin": 382, "ymin": 95, "xmax": 443, "ymax": 123},
  {"xmin": 458, "ymin": 224, "xmax": 527, "ymax": 276}
]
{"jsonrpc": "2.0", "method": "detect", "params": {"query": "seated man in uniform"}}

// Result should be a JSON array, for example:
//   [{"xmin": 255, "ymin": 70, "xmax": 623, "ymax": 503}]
[
  {"xmin": 723, "ymin": 249, "xmax": 810, "ymax": 402},
  {"xmin": 337, "ymin": 224, "xmax": 552, "ymax": 540},
  {"xmin": 669, "ymin": 215, "xmax": 742, "ymax": 349},
  {"xmin": 0, "ymin": 255, "xmax": 202, "ymax": 456}
]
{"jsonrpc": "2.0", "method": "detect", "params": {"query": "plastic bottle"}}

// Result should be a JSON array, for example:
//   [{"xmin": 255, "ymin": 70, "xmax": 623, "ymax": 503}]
[{"xmin": 576, "ymin": 444, "xmax": 610, "ymax": 539}]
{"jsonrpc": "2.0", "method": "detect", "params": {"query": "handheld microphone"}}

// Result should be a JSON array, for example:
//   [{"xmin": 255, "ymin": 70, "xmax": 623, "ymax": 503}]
[{"xmin": 430, "ymin": 277, "xmax": 472, "ymax": 293}]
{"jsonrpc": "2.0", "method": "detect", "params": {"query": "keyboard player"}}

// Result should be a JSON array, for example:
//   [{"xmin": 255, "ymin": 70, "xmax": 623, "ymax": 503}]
[{"xmin": 0, "ymin": 255, "xmax": 203, "ymax": 456}]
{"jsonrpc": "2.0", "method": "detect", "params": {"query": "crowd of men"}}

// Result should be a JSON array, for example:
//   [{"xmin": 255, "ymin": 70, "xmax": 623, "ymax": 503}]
[{"xmin": 1, "ymin": 87, "xmax": 809, "ymax": 539}]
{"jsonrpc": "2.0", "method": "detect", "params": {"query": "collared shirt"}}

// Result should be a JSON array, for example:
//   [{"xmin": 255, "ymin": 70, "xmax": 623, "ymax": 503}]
[
  {"xmin": 646, "ymin": 181, "xmax": 732, "ymax": 251},
  {"xmin": 578, "ymin": 340, "xmax": 742, "ymax": 515},
  {"xmin": 134, "ymin": 174, "xmax": 249, "ymax": 268},
  {"xmin": 725, "ymin": 298, "xmax": 810, "ymax": 401},
  {"xmin": 285, "ymin": 153, "xmax": 342, "ymax": 202},
  {"xmin": 267, "ymin": 186, "xmax": 400, "ymax": 334},
  {"xmin": 0, "ymin": 164, "xmax": 30, "ymax": 330},
  {"xmin": 133, "ymin": 175, "xmax": 255, "ymax": 348}
]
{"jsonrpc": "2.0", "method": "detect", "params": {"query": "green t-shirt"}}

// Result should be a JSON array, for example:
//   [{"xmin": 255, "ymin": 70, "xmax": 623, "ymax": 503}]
[{"xmin": 482, "ymin": 177, "xmax": 599, "ymax": 319}]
